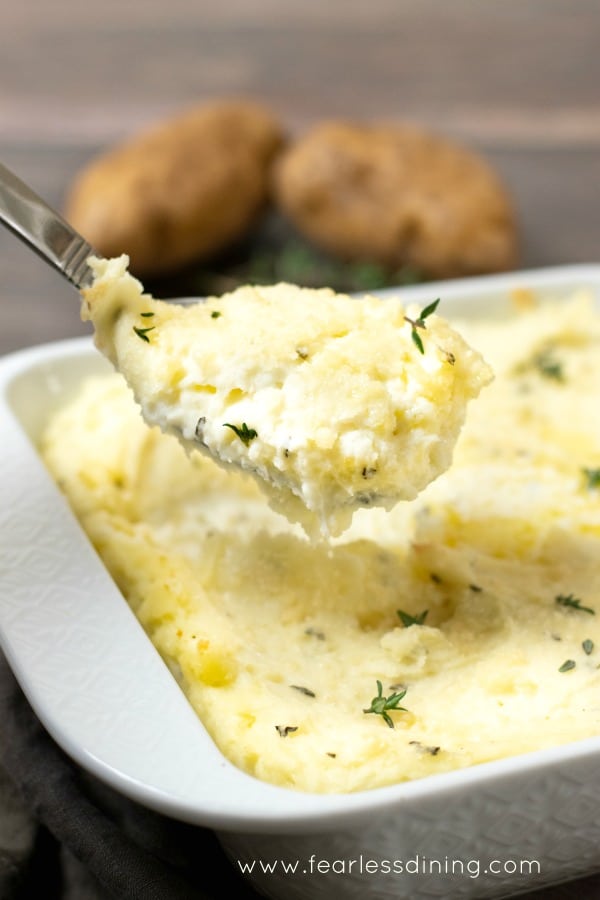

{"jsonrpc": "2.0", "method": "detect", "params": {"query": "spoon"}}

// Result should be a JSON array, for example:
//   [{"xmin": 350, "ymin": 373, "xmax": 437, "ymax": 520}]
[{"xmin": 0, "ymin": 161, "xmax": 96, "ymax": 291}]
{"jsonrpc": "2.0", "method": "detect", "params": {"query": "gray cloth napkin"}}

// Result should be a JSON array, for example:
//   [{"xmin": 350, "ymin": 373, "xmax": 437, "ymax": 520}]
[
  {"xmin": 0, "ymin": 650, "xmax": 597, "ymax": 900},
  {"xmin": 0, "ymin": 652, "xmax": 257, "ymax": 899}
]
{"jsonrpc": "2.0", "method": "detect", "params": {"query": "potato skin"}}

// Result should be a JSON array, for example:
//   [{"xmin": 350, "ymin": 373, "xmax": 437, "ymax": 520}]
[
  {"xmin": 64, "ymin": 100, "xmax": 285, "ymax": 277},
  {"xmin": 273, "ymin": 121, "xmax": 518, "ymax": 279}
]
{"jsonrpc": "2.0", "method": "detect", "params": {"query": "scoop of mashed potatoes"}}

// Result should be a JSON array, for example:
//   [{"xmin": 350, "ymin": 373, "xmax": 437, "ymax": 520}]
[{"xmin": 80, "ymin": 255, "xmax": 491, "ymax": 538}]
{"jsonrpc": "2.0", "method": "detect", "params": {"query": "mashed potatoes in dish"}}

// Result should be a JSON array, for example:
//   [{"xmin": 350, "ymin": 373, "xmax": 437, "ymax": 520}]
[
  {"xmin": 42, "ymin": 286, "xmax": 600, "ymax": 794},
  {"xmin": 80, "ymin": 256, "xmax": 490, "ymax": 538}
]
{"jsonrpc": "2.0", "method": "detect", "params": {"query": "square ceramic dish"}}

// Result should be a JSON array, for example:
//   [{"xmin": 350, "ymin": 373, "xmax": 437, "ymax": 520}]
[{"xmin": 1, "ymin": 264, "xmax": 600, "ymax": 900}]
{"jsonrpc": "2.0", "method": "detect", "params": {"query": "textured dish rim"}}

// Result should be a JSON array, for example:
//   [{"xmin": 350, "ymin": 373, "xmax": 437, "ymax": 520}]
[{"xmin": 1, "ymin": 263, "xmax": 599, "ymax": 835}]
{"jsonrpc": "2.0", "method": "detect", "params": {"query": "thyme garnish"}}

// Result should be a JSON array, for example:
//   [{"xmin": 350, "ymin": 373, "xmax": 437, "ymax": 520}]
[
  {"xmin": 558, "ymin": 659, "xmax": 576, "ymax": 673},
  {"xmin": 532, "ymin": 350, "xmax": 564, "ymax": 382},
  {"xmin": 194, "ymin": 416, "xmax": 207, "ymax": 446},
  {"xmin": 583, "ymin": 639, "xmax": 594, "ymax": 656},
  {"xmin": 582, "ymin": 468, "xmax": 600, "ymax": 490},
  {"xmin": 305, "ymin": 627, "xmax": 326, "ymax": 640},
  {"xmin": 140, "ymin": 311, "xmax": 155, "ymax": 318},
  {"xmin": 223, "ymin": 422, "xmax": 258, "ymax": 445},
  {"xmin": 409, "ymin": 740, "xmax": 441, "ymax": 756},
  {"xmin": 404, "ymin": 298, "xmax": 440, "ymax": 354},
  {"xmin": 290, "ymin": 685, "xmax": 316, "ymax": 698},
  {"xmin": 275, "ymin": 725, "xmax": 298, "ymax": 737},
  {"xmin": 133, "ymin": 325, "xmax": 155, "ymax": 343},
  {"xmin": 397, "ymin": 608, "xmax": 428, "ymax": 627},
  {"xmin": 211, "ymin": 310, "xmax": 222, "ymax": 319},
  {"xmin": 555, "ymin": 593, "xmax": 595, "ymax": 615},
  {"xmin": 363, "ymin": 680, "xmax": 408, "ymax": 729}
]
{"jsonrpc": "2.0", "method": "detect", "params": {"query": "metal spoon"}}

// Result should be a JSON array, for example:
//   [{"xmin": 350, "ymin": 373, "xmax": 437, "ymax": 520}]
[{"xmin": 0, "ymin": 161, "xmax": 96, "ymax": 291}]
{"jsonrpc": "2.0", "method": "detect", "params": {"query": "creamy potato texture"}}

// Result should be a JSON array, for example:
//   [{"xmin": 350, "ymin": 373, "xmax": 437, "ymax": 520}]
[
  {"xmin": 80, "ymin": 256, "xmax": 491, "ymax": 538},
  {"xmin": 42, "ymin": 288, "xmax": 600, "ymax": 794}
]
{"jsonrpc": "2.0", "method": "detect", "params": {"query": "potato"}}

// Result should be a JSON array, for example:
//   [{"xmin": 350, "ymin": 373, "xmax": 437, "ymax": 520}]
[
  {"xmin": 64, "ymin": 99, "xmax": 285, "ymax": 277},
  {"xmin": 272, "ymin": 120, "xmax": 518, "ymax": 279}
]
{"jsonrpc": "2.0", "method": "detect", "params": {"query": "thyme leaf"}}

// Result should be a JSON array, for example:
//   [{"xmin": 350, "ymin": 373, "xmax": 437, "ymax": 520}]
[
  {"xmin": 290, "ymin": 685, "xmax": 316, "ymax": 698},
  {"xmin": 397, "ymin": 608, "xmax": 428, "ymax": 628},
  {"xmin": 194, "ymin": 416, "xmax": 207, "ymax": 446},
  {"xmin": 410, "ymin": 329, "xmax": 425, "ymax": 354},
  {"xmin": 223, "ymin": 422, "xmax": 258, "ymax": 445},
  {"xmin": 419, "ymin": 298, "xmax": 441, "ymax": 321},
  {"xmin": 582, "ymin": 467, "xmax": 600, "ymax": 490},
  {"xmin": 583, "ymin": 639, "xmax": 594, "ymax": 656},
  {"xmin": 555, "ymin": 593, "xmax": 595, "ymax": 615},
  {"xmin": 533, "ymin": 350, "xmax": 564, "ymax": 382},
  {"xmin": 275, "ymin": 725, "xmax": 298, "ymax": 737},
  {"xmin": 558, "ymin": 659, "xmax": 576, "ymax": 673},
  {"xmin": 363, "ymin": 680, "xmax": 408, "ymax": 729},
  {"xmin": 133, "ymin": 325, "xmax": 155, "ymax": 343},
  {"xmin": 305, "ymin": 627, "xmax": 326, "ymax": 640},
  {"xmin": 409, "ymin": 740, "xmax": 441, "ymax": 756}
]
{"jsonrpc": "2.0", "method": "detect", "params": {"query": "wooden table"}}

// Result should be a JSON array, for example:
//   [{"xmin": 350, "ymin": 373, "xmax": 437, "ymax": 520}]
[
  {"xmin": 1, "ymin": 0, "xmax": 599, "ymax": 354},
  {"xmin": 1, "ymin": 3, "xmax": 599, "ymax": 898}
]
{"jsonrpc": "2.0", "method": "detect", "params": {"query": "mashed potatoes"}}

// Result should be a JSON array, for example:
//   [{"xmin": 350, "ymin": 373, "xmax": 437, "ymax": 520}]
[
  {"xmin": 42, "ymin": 287, "xmax": 600, "ymax": 794},
  {"xmin": 80, "ymin": 256, "xmax": 491, "ymax": 538}
]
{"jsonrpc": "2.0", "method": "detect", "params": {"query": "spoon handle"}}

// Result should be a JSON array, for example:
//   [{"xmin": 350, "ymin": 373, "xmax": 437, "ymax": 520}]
[{"xmin": 0, "ymin": 161, "xmax": 96, "ymax": 291}]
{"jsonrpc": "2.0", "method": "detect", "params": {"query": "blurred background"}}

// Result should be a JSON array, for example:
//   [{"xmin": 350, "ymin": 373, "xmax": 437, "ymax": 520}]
[{"xmin": 1, "ymin": 0, "xmax": 599, "ymax": 352}]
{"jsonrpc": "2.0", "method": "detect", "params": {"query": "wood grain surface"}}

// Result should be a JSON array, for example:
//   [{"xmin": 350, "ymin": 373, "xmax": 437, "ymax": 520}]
[{"xmin": 1, "ymin": 0, "xmax": 599, "ymax": 353}]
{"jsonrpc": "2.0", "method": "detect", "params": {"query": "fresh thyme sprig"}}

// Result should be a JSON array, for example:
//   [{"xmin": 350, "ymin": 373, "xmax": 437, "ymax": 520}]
[
  {"xmin": 404, "ymin": 298, "xmax": 440, "ymax": 354},
  {"xmin": 223, "ymin": 422, "xmax": 258, "ymax": 445},
  {"xmin": 555, "ymin": 593, "xmax": 595, "ymax": 615},
  {"xmin": 363, "ymin": 680, "xmax": 408, "ymax": 729},
  {"xmin": 397, "ymin": 608, "xmax": 428, "ymax": 627}
]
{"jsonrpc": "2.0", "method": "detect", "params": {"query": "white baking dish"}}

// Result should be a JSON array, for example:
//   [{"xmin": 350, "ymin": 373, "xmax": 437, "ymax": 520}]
[{"xmin": 1, "ymin": 264, "xmax": 600, "ymax": 899}]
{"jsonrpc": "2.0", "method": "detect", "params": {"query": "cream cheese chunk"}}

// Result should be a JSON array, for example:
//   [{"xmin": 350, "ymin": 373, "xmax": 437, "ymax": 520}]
[{"xmin": 81, "ymin": 255, "xmax": 491, "ymax": 537}]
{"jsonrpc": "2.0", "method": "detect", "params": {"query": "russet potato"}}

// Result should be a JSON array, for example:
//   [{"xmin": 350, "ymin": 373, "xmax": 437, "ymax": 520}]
[{"xmin": 64, "ymin": 99, "xmax": 285, "ymax": 277}]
